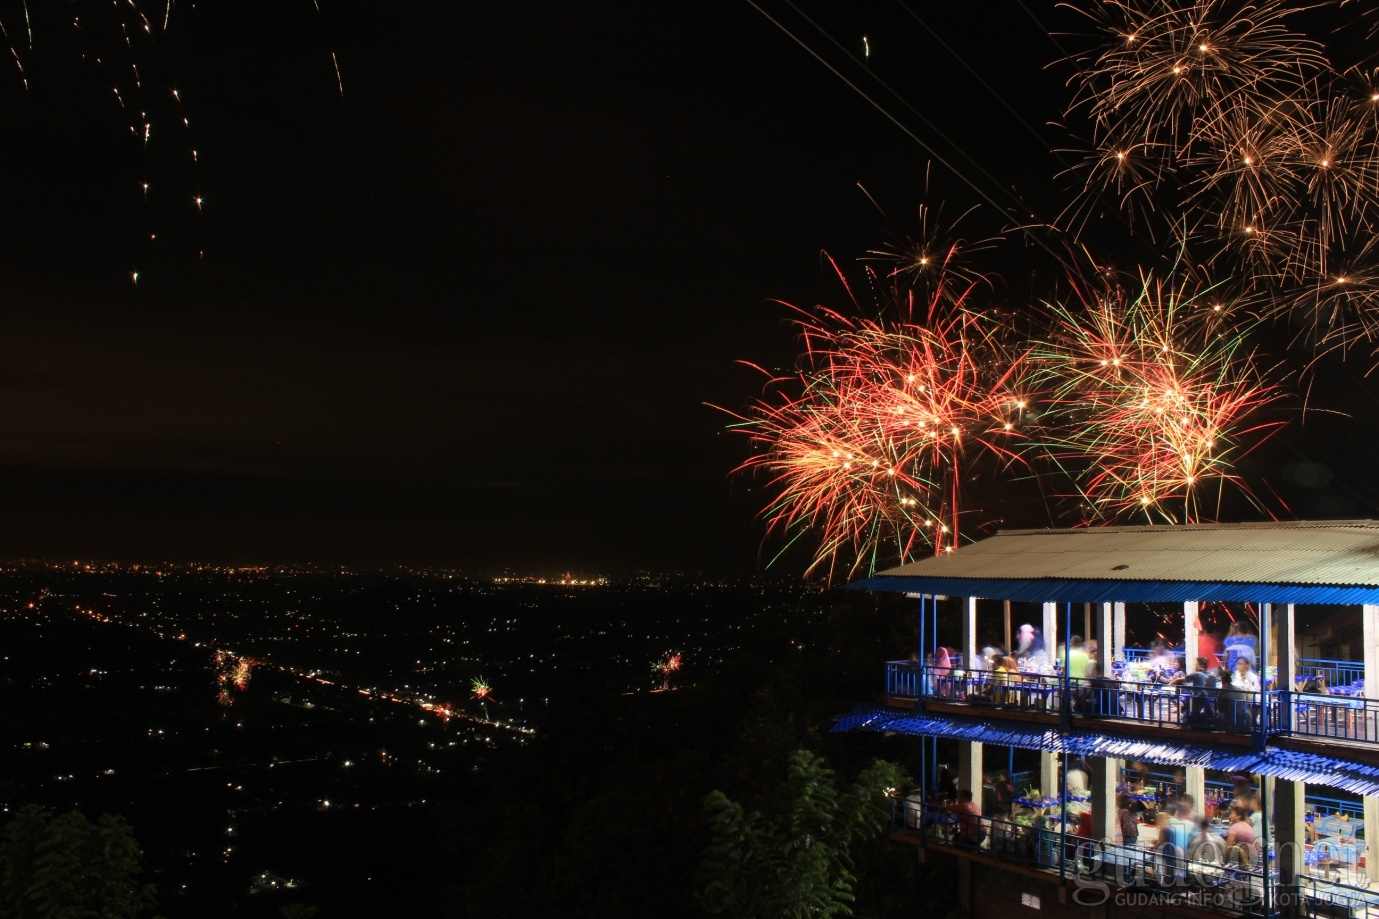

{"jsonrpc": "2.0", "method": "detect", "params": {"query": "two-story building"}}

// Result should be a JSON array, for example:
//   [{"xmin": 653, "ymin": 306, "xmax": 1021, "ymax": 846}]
[{"xmin": 836, "ymin": 520, "xmax": 1379, "ymax": 919}]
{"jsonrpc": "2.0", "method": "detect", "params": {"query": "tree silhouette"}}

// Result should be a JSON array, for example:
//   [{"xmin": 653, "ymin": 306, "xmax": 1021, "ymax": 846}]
[
  {"xmin": 701, "ymin": 750, "xmax": 906, "ymax": 919},
  {"xmin": 0, "ymin": 804, "xmax": 157, "ymax": 919}
]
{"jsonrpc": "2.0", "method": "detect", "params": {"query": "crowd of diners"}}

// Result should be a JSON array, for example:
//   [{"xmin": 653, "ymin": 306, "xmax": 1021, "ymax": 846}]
[
  {"xmin": 910, "ymin": 619, "xmax": 1365, "ymax": 728},
  {"xmin": 918, "ymin": 760, "xmax": 1361, "ymax": 880}
]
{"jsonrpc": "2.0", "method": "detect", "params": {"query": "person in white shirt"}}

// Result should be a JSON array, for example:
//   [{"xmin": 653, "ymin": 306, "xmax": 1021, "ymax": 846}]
[
  {"xmin": 1230, "ymin": 657, "xmax": 1261, "ymax": 692},
  {"xmin": 1065, "ymin": 760, "xmax": 1089, "ymax": 794}
]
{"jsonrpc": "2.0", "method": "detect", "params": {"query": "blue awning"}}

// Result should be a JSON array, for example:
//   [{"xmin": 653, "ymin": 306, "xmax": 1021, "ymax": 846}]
[
  {"xmin": 831, "ymin": 707, "xmax": 1379, "ymax": 795},
  {"xmin": 846, "ymin": 576, "xmax": 1379, "ymax": 606}
]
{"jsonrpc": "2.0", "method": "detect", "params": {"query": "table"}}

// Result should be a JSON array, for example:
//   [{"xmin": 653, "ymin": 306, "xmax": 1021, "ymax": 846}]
[{"xmin": 1317, "ymin": 817, "xmax": 1364, "ymax": 839}]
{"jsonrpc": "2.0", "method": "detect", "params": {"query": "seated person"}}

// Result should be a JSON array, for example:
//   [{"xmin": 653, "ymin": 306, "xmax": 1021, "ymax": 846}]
[
  {"xmin": 993, "ymin": 655, "xmax": 1021, "ymax": 705},
  {"xmin": 1187, "ymin": 816, "xmax": 1226, "ymax": 865},
  {"xmin": 1224, "ymin": 804, "xmax": 1260, "ymax": 865},
  {"xmin": 1168, "ymin": 657, "xmax": 1220, "ymax": 724},
  {"xmin": 946, "ymin": 789, "xmax": 985, "ymax": 847}
]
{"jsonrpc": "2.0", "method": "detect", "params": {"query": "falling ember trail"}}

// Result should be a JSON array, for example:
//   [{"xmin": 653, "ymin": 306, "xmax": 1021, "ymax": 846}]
[{"xmin": 331, "ymin": 51, "xmax": 344, "ymax": 98}]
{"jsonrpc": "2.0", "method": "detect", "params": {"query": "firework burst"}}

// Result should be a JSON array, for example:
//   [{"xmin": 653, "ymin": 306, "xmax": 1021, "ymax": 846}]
[
  {"xmin": 471, "ymin": 676, "xmax": 493, "ymax": 720},
  {"xmin": 722, "ymin": 258, "xmax": 1034, "ymax": 579},
  {"xmin": 1063, "ymin": 0, "xmax": 1379, "ymax": 366},
  {"xmin": 213, "ymin": 650, "xmax": 254, "ymax": 706},
  {"xmin": 651, "ymin": 651, "xmax": 682, "ymax": 691},
  {"xmin": 1035, "ymin": 272, "xmax": 1287, "ymax": 523}
]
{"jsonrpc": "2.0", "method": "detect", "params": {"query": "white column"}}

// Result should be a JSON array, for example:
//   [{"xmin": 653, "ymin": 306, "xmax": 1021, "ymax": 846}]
[
  {"xmin": 1368, "ymin": 797, "xmax": 1379, "ymax": 886},
  {"xmin": 1364, "ymin": 604, "xmax": 1378, "ymax": 701},
  {"xmin": 957, "ymin": 741, "xmax": 983, "ymax": 802},
  {"xmin": 1098, "ymin": 602, "xmax": 1113, "ymax": 676},
  {"xmin": 1113, "ymin": 601, "xmax": 1126, "ymax": 661},
  {"xmin": 962, "ymin": 597, "xmax": 979, "ymax": 672},
  {"xmin": 1042, "ymin": 601, "xmax": 1057, "ymax": 663},
  {"xmin": 1041, "ymin": 751, "xmax": 1059, "ymax": 797},
  {"xmin": 1186, "ymin": 766, "xmax": 1206, "ymax": 815},
  {"xmin": 1184, "ymin": 601, "xmax": 1199, "ymax": 674},
  {"xmin": 1364, "ymin": 604, "xmax": 1379, "ymax": 882},
  {"xmin": 1090, "ymin": 755, "xmax": 1119, "ymax": 843},
  {"xmin": 1277, "ymin": 603, "xmax": 1297, "ymax": 697}
]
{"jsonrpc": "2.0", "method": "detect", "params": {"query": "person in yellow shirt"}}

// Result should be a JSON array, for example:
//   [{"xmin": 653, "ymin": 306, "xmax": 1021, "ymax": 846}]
[
  {"xmin": 994, "ymin": 654, "xmax": 1021, "ymax": 705},
  {"xmin": 1061, "ymin": 634, "xmax": 1090, "ymax": 680}
]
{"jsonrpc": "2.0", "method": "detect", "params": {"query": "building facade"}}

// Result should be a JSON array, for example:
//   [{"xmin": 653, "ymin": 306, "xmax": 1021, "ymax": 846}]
[{"xmin": 837, "ymin": 520, "xmax": 1379, "ymax": 919}]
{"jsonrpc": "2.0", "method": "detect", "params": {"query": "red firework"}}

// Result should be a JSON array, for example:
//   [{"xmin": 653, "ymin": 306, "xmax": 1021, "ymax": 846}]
[{"xmin": 722, "ymin": 261, "xmax": 1032, "ymax": 579}]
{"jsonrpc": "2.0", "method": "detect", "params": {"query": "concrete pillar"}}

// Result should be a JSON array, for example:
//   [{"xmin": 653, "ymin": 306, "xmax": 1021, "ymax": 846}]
[
  {"xmin": 1364, "ymin": 604, "xmax": 1378, "ymax": 721},
  {"xmin": 1276, "ymin": 604, "xmax": 1297, "ymax": 686},
  {"xmin": 1042, "ymin": 601, "xmax": 1057, "ymax": 666},
  {"xmin": 957, "ymin": 740, "xmax": 983, "ymax": 801},
  {"xmin": 1184, "ymin": 601, "xmax": 1199, "ymax": 673},
  {"xmin": 962, "ymin": 596, "xmax": 979, "ymax": 673},
  {"xmin": 1113, "ymin": 602, "xmax": 1126, "ymax": 661},
  {"xmin": 1367, "ymin": 796, "xmax": 1379, "ymax": 886},
  {"xmin": 1097, "ymin": 602, "xmax": 1113, "ymax": 676},
  {"xmin": 1041, "ymin": 751, "xmax": 1058, "ymax": 797},
  {"xmin": 1090, "ymin": 755, "xmax": 1118, "ymax": 843},
  {"xmin": 1275, "ymin": 778, "xmax": 1305, "ymax": 917},
  {"xmin": 1355, "ymin": 604, "xmax": 1379, "ymax": 884},
  {"xmin": 1186, "ymin": 766, "xmax": 1206, "ymax": 816},
  {"xmin": 1277, "ymin": 603, "xmax": 1297, "ymax": 738}
]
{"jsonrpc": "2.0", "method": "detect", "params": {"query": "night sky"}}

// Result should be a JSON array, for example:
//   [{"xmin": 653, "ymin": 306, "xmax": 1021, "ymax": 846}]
[{"xmin": 0, "ymin": 1, "xmax": 1374, "ymax": 573}]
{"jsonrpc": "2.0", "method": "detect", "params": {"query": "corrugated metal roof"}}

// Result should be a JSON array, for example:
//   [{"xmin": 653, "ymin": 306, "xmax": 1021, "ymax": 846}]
[
  {"xmin": 846, "ymin": 576, "xmax": 1379, "ymax": 605},
  {"xmin": 851, "ymin": 520, "xmax": 1379, "ymax": 604},
  {"xmin": 831, "ymin": 707, "xmax": 1379, "ymax": 796}
]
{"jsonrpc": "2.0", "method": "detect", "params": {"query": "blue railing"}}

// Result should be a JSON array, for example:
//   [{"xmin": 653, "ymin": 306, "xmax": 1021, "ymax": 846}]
[
  {"xmin": 886, "ymin": 660, "xmax": 919, "ymax": 698},
  {"xmin": 1116, "ymin": 655, "xmax": 1363, "ymax": 692},
  {"xmin": 895, "ymin": 801, "xmax": 1287, "ymax": 917},
  {"xmin": 1298, "ymin": 659, "xmax": 1366, "ymax": 691},
  {"xmin": 891, "ymin": 665, "xmax": 1274, "ymax": 734},
  {"xmin": 1290, "ymin": 692, "xmax": 1379, "ymax": 744},
  {"xmin": 886, "ymin": 667, "xmax": 1354, "ymax": 752}
]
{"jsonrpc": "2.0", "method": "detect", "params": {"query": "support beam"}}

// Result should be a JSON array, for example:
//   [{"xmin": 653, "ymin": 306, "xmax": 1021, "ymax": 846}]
[
  {"xmin": 1089, "ymin": 755, "xmax": 1118, "ymax": 843},
  {"xmin": 1368, "ymin": 796, "xmax": 1379, "ymax": 886},
  {"xmin": 1364, "ymin": 605, "xmax": 1379, "ymax": 710},
  {"xmin": 1366, "ymin": 605, "xmax": 1379, "ymax": 883},
  {"xmin": 1003, "ymin": 600, "xmax": 1012, "ymax": 655},
  {"xmin": 1277, "ymin": 603, "xmax": 1297, "ymax": 694},
  {"xmin": 1258, "ymin": 604, "xmax": 1272, "ymax": 751},
  {"xmin": 956, "ymin": 741, "xmax": 983, "ymax": 803},
  {"xmin": 1184, "ymin": 601, "xmax": 1199, "ymax": 674},
  {"xmin": 1113, "ymin": 602, "xmax": 1126, "ymax": 662},
  {"xmin": 1083, "ymin": 602, "xmax": 1092, "ymax": 646},
  {"xmin": 1097, "ymin": 602, "xmax": 1113, "ymax": 676},
  {"xmin": 1042, "ymin": 601, "xmax": 1057, "ymax": 668},
  {"xmin": 1041, "ymin": 751, "xmax": 1058, "ymax": 798},
  {"xmin": 1186, "ymin": 766, "xmax": 1206, "ymax": 818},
  {"xmin": 1275, "ymin": 778, "xmax": 1305, "ymax": 919},
  {"xmin": 962, "ymin": 596, "xmax": 978, "ymax": 673}
]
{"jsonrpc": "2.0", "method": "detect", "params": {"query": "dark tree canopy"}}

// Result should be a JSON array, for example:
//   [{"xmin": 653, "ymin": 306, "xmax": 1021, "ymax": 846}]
[{"xmin": 0, "ymin": 804, "xmax": 157, "ymax": 919}]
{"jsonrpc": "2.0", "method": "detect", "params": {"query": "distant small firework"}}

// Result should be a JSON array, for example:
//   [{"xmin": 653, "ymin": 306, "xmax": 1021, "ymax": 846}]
[
  {"xmin": 651, "ymin": 651, "xmax": 682, "ymax": 691},
  {"xmin": 213, "ymin": 650, "xmax": 254, "ymax": 706},
  {"xmin": 471, "ymin": 676, "xmax": 493, "ymax": 720}
]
